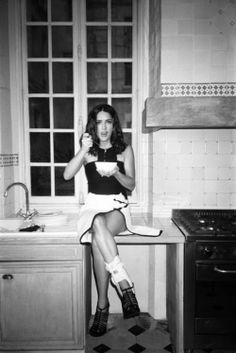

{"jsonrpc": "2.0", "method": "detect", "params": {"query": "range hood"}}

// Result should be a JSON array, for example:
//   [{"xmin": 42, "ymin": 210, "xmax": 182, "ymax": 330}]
[{"xmin": 145, "ymin": 96, "xmax": 236, "ymax": 129}]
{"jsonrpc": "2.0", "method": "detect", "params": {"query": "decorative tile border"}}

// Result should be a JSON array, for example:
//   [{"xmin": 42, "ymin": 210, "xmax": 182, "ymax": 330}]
[
  {"xmin": 0, "ymin": 154, "xmax": 19, "ymax": 167},
  {"xmin": 161, "ymin": 83, "xmax": 236, "ymax": 97}
]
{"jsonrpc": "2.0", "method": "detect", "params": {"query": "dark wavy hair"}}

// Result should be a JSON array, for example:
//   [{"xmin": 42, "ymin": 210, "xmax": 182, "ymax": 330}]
[{"xmin": 81, "ymin": 104, "xmax": 127, "ymax": 156}]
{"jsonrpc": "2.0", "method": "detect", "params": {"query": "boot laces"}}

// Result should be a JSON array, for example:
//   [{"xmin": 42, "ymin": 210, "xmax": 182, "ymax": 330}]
[
  {"xmin": 122, "ymin": 287, "xmax": 138, "ymax": 309},
  {"xmin": 91, "ymin": 305, "xmax": 109, "ymax": 332}
]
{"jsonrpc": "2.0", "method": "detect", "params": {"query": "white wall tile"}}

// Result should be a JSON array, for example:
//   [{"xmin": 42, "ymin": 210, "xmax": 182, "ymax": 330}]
[
  {"xmin": 205, "ymin": 167, "xmax": 218, "ymax": 180},
  {"xmin": 218, "ymin": 141, "xmax": 233, "ymax": 154},
  {"xmin": 192, "ymin": 167, "xmax": 204, "ymax": 180},
  {"xmin": 204, "ymin": 192, "xmax": 217, "ymax": 206},
  {"xmin": 218, "ymin": 167, "xmax": 231, "ymax": 180},
  {"xmin": 192, "ymin": 141, "xmax": 206, "ymax": 154},
  {"xmin": 217, "ymin": 193, "xmax": 231, "ymax": 207},
  {"xmin": 206, "ymin": 141, "xmax": 218, "ymax": 154}
]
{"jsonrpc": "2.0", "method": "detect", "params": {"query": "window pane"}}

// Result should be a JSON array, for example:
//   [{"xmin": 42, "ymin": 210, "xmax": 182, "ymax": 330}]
[
  {"xmin": 86, "ymin": 0, "xmax": 107, "ymax": 22},
  {"xmin": 54, "ymin": 133, "xmax": 74, "ymax": 163},
  {"xmin": 112, "ymin": 27, "xmax": 132, "ymax": 58},
  {"xmin": 30, "ymin": 133, "xmax": 50, "ymax": 162},
  {"xmin": 27, "ymin": 26, "xmax": 48, "ymax": 58},
  {"xmin": 28, "ymin": 62, "xmax": 49, "ymax": 93},
  {"xmin": 29, "ymin": 98, "xmax": 49, "ymax": 128},
  {"xmin": 31, "ymin": 167, "xmax": 51, "ymax": 196},
  {"xmin": 52, "ymin": 26, "xmax": 72, "ymax": 58},
  {"xmin": 51, "ymin": 0, "xmax": 72, "ymax": 21},
  {"xmin": 55, "ymin": 167, "xmax": 74, "ymax": 196},
  {"xmin": 53, "ymin": 98, "xmax": 74, "ymax": 128},
  {"xmin": 26, "ymin": 0, "xmax": 47, "ymax": 22},
  {"xmin": 87, "ymin": 27, "xmax": 107, "ymax": 58},
  {"xmin": 112, "ymin": 98, "xmax": 132, "ymax": 128},
  {"xmin": 111, "ymin": 0, "xmax": 132, "ymax": 22},
  {"xmin": 87, "ymin": 63, "xmax": 107, "ymax": 93},
  {"xmin": 112, "ymin": 63, "xmax": 132, "ymax": 93},
  {"xmin": 88, "ymin": 98, "xmax": 107, "ymax": 115},
  {"xmin": 53, "ymin": 63, "xmax": 73, "ymax": 93}
]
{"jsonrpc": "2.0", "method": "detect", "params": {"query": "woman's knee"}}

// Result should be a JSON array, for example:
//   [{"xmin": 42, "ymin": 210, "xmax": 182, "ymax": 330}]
[{"xmin": 92, "ymin": 214, "xmax": 106, "ymax": 233}]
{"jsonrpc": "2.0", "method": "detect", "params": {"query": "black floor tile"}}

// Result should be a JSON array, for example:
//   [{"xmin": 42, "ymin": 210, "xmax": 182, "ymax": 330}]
[
  {"xmin": 128, "ymin": 324, "xmax": 146, "ymax": 336},
  {"xmin": 93, "ymin": 343, "xmax": 111, "ymax": 353},
  {"xmin": 128, "ymin": 343, "xmax": 146, "ymax": 353},
  {"xmin": 164, "ymin": 344, "xmax": 173, "ymax": 352}
]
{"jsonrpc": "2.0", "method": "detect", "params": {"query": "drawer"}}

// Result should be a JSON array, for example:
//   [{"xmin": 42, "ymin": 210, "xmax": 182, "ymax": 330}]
[
  {"xmin": 196, "ymin": 242, "xmax": 236, "ymax": 260},
  {"xmin": 196, "ymin": 263, "xmax": 236, "ymax": 281},
  {"xmin": 0, "ymin": 244, "xmax": 84, "ymax": 261}
]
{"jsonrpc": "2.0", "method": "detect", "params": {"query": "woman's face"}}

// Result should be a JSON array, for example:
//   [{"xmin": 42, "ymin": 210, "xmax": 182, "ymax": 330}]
[{"xmin": 96, "ymin": 111, "xmax": 113, "ymax": 144}]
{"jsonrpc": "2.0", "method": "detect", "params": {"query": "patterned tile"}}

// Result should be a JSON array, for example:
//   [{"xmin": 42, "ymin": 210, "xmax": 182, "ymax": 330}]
[
  {"xmin": 128, "ymin": 325, "xmax": 146, "ymax": 336},
  {"xmin": 93, "ymin": 343, "xmax": 111, "ymax": 353},
  {"xmin": 0, "ymin": 154, "xmax": 19, "ymax": 167},
  {"xmin": 128, "ymin": 343, "xmax": 146, "ymax": 353},
  {"xmin": 161, "ymin": 83, "xmax": 236, "ymax": 97},
  {"xmin": 163, "ymin": 344, "xmax": 173, "ymax": 352},
  {"xmin": 86, "ymin": 314, "xmax": 171, "ymax": 353}
]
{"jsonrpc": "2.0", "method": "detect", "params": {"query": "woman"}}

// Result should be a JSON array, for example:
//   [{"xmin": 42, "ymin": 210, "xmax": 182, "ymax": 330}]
[{"xmin": 64, "ymin": 104, "xmax": 148, "ymax": 337}]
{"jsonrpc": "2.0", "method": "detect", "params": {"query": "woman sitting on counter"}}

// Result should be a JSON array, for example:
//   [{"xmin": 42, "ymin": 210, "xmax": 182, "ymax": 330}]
[{"xmin": 64, "ymin": 104, "xmax": 160, "ymax": 337}]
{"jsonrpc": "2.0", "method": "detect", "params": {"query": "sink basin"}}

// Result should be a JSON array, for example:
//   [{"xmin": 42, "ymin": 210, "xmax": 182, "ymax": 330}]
[
  {"xmin": 0, "ymin": 219, "xmax": 23, "ymax": 232},
  {"xmin": 33, "ymin": 210, "xmax": 68, "ymax": 226}
]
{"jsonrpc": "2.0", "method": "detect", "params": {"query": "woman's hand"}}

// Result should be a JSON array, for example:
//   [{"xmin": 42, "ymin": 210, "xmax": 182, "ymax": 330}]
[{"xmin": 81, "ymin": 133, "xmax": 93, "ymax": 152}]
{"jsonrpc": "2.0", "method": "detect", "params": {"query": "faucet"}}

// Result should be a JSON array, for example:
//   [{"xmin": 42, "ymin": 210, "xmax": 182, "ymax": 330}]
[{"xmin": 4, "ymin": 182, "xmax": 37, "ymax": 220}]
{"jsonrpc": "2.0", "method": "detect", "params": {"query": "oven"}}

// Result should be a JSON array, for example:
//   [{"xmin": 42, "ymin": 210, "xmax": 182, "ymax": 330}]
[{"xmin": 172, "ymin": 209, "xmax": 236, "ymax": 351}]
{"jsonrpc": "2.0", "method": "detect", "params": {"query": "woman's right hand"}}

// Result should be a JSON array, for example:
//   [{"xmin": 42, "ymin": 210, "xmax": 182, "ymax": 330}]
[{"xmin": 81, "ymin": 133, "xmax": 93, "ymax": 152}]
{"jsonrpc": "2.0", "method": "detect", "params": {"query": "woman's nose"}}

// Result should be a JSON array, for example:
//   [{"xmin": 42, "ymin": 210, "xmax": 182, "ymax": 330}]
[{"xmin": 101, "ymin": 122, "xmax": 106, "ymax": 130}]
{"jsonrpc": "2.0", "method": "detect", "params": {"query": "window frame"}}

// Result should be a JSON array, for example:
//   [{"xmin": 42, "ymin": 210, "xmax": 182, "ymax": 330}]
[{"xmin": 19, "ymin": 0, "xmax": 148, "ymax": 213}]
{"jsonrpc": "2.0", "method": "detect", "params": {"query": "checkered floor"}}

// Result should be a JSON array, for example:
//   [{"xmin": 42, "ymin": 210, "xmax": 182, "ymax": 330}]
[
  {"xmin": 86, "ymin": 313, "xmax": 236, "ymax": 353},
  {"xmin": 86, "ymin": 313, "xmax": 172, "ymax": 353}
]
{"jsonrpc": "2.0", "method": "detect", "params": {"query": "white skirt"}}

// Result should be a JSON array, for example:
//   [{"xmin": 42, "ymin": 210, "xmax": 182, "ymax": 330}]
[{"xmin": 77, "ymin": 193, "xmax": 162, "ymax": 244}]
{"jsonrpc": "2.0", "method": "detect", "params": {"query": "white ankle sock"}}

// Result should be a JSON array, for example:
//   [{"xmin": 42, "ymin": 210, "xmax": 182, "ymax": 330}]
[{"xmin": 105, "ymin": 256, "xmax": 132, "ymax": 287}]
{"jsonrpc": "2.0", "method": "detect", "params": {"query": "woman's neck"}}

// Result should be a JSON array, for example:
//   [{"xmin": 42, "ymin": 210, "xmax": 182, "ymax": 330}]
[{"xmin": 99, "ymin": 142, "xmax": 112, "ymax": 150}]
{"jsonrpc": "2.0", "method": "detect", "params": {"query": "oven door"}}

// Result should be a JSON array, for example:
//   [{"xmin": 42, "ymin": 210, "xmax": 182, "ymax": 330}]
[{"xmin": 195, "ymin": 262, "xmax": 236, "ymax": 335}]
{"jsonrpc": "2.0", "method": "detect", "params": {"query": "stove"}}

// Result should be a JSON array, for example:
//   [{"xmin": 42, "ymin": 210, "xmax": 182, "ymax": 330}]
[
  {"xmin": 172, "ymin": 209, "xmax": 236, "ymax": 240},
  {"xmin": 170, "ymin": 209, "xmax": 236, "ymax": 351}
]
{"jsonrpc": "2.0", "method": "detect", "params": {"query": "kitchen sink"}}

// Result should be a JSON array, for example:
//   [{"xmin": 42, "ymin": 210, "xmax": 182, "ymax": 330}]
[{"xmin": 0, "ymin": 219, "xmax": 23, "ymax": 232}]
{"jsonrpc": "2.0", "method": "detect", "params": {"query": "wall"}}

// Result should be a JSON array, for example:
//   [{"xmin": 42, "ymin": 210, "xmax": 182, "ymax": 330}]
[
  {"xmin": 0, "ymin": 0, "xmax": 15, "ymax": 217},
  {"xmin": 153, "ymin": 0, "xmax": 236, "ymax": 217}
]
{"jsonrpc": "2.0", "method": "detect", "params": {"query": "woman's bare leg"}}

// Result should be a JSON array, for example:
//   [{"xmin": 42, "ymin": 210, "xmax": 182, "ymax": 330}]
[
  {"xmin": 91, "ymin": 238, "xmax": 110, "ymax": 308},
  {"xmin": 92, "ymin": 210, "xmax": 131, "ymax": 290},
  {"xmin": 91, "ymin": 210, "xmax": 140, "ymax": 325}
]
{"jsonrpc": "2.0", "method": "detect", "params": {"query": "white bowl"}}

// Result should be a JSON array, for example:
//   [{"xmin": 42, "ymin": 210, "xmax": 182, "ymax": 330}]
[{"xmin": 95, "ymin": 162, "xmax": 117, "ymax": 173}]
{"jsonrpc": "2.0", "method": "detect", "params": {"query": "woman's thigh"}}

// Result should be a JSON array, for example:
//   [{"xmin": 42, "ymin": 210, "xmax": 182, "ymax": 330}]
[{"xmin": 105, "ymin": 210, "xmax": 126, "ymax": 236}]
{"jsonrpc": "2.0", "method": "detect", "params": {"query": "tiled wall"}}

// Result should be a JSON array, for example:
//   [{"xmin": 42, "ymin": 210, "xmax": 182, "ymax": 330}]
[
  {"xmin": 152, "ymin": 0, "xmax": 236, "ymax": 217},
  {"xmin": 161, "ymin": 0, "xmax": 236, "ymax": 83},
  {"xmin": 153, "ymin": 129, "xmax": 236, "ymax": 216}
]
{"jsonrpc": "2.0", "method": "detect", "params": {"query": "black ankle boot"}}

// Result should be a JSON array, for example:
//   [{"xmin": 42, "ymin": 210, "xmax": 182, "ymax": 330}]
[
  {"xmin": 122, "ymin": 287, "xmax": 140, "ymax": 319},
  {"xmin": 89, "ymin": 303, "xmax": 109, "ymax": 337}
]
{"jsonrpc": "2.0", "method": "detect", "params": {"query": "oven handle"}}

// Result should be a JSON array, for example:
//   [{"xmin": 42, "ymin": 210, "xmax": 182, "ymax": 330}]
[{"xmin": 214, "ymin": 266, "xmax": 236, "ymax": 274}]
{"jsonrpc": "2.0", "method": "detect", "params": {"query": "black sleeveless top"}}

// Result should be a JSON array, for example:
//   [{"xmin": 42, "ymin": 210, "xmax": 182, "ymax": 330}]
[{"xmin": 84, "ymin": 146, "xmax": 127, "ymax": 197}]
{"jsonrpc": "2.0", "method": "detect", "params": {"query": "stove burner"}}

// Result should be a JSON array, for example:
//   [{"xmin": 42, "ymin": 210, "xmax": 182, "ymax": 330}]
[{"xmin": 172, "ymin": 209, "xmax": 236, "ymax": 240}]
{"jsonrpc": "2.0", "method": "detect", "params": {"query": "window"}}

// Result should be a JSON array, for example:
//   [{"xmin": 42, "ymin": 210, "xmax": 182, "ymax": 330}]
[{"xmin": 23, "ymin": 0, "xmax": 137, "ymax": 208}]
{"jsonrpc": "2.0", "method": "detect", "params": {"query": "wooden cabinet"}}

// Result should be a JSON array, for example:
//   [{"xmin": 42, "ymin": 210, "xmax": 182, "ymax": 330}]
[{"xmin": 0, "ymin": 240, "xmax": 91, "ymax": 352}]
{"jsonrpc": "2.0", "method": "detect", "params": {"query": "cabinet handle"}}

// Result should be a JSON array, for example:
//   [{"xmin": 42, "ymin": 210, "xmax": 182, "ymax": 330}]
[
  {"xmin": 214, "ymin": 266, "xmax": 236, "ymax": 274},
  {"xmin": 2, "ymin": 274, "xmax": 14, "ymax": 280}
]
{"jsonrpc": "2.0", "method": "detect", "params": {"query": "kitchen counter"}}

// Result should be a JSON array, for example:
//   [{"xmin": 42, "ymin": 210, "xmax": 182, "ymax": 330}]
[{"xmin": 0, "ymin": 213, "xmax": 184, "ymax": 245}]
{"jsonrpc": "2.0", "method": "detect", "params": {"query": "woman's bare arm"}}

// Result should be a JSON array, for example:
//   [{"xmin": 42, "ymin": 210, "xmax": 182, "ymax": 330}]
[
  {"xmin": 113, "ymin": 145, "xmax": 135, "ymax": 191},
  {"xmin": 63, "ymin": 133, "xmax": 92, "ymax": 180}
]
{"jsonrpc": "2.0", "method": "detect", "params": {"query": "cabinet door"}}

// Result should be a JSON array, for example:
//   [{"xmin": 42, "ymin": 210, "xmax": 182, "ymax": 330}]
[{"xmin": 0, "ymin": 262, "xmax": 84, "ymax": 350}]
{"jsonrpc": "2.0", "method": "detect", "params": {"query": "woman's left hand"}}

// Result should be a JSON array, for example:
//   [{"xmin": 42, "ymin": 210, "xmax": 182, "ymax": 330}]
[{"xmin": 98, "ymin": 165, "xmax": 119, "ymax": 177}]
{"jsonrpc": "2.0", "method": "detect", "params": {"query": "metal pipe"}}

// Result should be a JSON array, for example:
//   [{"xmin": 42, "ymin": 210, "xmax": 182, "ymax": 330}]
[{"xmin": 4, "ymin": 182, "xmax": 30, "ymax": 214}]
